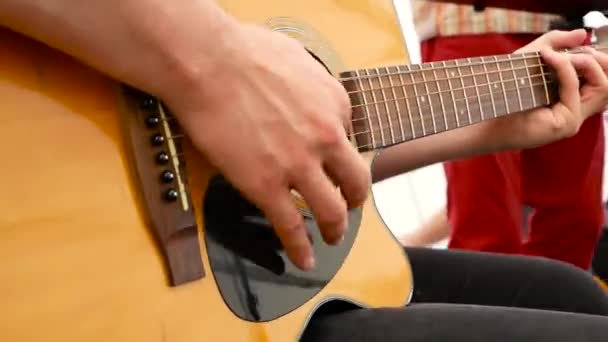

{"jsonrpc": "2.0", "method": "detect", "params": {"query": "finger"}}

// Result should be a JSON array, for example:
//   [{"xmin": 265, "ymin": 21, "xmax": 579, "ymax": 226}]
[
  {"xmin": 332, "ymin": 80, "xmax": 354, "ymax": 134},
  {"xmin": 542, "ymin": 47, "xmax": 580, "ymax": 117},
  {"xmin": 585, "ymin": 48, "xmax": 608, "ymax": 113},
  {"xmin": 519, "ymin": 29, "xmax": 587, "ymax": 53},
  {"xmin": 324, "ymin": 141, "xmax": 370, "ymax": 209},
  {"xmin": 572, "ymin": 52, "xmax": 608, "ymax": 88},
  {"xmin": 545, "ymin": 29, "xmax": 588, "ymax": 50},
  {"xmin": 256, "ymin": 188, "xmax": 315, "ymax": 271},
  {"xmin": 571, "ymin": 53, "xmax": 608, "ymax": 117},
  {"xmin": 584, "ymin": 47, "xmax": 608, "ymax": 76},
  {"xmin": 291, "ymin": 165, "xmax": 348, "ymax": 246}
]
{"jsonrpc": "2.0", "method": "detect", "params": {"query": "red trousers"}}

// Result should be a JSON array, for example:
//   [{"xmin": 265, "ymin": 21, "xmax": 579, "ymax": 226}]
[{"xmin": 421, "ymin": 33, "xmax": 605, "ymax": 269}]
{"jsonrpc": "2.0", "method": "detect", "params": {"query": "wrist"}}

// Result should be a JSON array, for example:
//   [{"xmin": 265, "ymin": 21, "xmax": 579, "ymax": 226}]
[
  {"xmin": 478, "ymin": 115, "xmax": 520, "ymax": 152},
  {"xmin": 120, "ymin": 1, "xmax": 243, "ymax": 102}
]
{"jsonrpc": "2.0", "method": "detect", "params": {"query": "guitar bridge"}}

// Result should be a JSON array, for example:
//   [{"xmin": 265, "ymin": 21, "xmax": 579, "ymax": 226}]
[{"xmin": 122, "ymin": 86, "xmax": 204, "ymax": 287}]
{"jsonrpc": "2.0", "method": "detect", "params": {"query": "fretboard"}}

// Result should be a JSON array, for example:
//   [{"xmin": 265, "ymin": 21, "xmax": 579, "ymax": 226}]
[{"xmin": 341, "ymin": 50, "xmax": 559, "ymax": 152}]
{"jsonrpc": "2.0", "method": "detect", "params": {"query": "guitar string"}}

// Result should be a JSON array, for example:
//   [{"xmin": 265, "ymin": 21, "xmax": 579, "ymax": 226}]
[
  {"xmin": 344, "ymin": 60, "xmax": 551, "ymax": 90},
  {"xmin": 154, "ymin": 46, "xmax": 605, "ymax": 200},
  {"xmin": 337, "ymin": 45, "xmax": 608, "ymax": 82},
  {"xmin": 165, "ymin": 78, "xmax": 553, "ymax": 152},
  {"xmin": 159, "ymin": 72, "xmax": 555, "ymax": 135},
  {"xmin": 333, "ymin": 78, "xmax": 553, "ymax": 136},
  {"xmin": 155, "ymin": 51, "xmax": 592, "ymax": 146},
  {"xmin": 348, "ymin": 81, "xmax": 551, "ymax": 139},
  {"xmin": 348, "ymin": 69, "xmax": 552, "ymax": 110},
  {"xmin": 154, "ymin": 69, "xmax": 560, "ymax": 130},
  {"xmin": 153, "ymin": 45, "xmax": 603, "ymax": 127}
]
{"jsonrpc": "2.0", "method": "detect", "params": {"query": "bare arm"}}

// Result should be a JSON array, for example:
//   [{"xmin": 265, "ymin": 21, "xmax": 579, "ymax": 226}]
[
  {"xmin": 2, "ymin": 4, "xmax": 607, "ymax": 270},
  {"xmin": 372, "ymin": 123, "xmax": 503, "ymax": 182},
  {"xmin": 0, "ymin": 0, "xmax": 237, "ymax": 101},
  {"xmin": 0, "ymin": 0, "xmax": 373, "ymax": 271}
]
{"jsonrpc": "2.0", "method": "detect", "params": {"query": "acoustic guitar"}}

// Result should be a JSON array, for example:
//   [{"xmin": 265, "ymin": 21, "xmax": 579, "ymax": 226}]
[{"xmin": 0, "ymin": 1, "xmax": 594, "ymax": 341}]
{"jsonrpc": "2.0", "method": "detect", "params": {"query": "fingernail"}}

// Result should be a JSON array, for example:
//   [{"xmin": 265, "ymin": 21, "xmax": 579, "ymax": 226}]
[
  {"xmin": 330, "ymin": 220, "xmax": 347, "ymax": 245},
  {"xmin": 303, "ymin": 255, "xmax": 315, "ymax": 270}
]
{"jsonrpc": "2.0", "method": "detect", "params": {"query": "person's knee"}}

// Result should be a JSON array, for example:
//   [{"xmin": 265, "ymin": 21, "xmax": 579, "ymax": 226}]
[{"xmin": 528, "ymin": 256, "xmax": 608, "ymax": 314}]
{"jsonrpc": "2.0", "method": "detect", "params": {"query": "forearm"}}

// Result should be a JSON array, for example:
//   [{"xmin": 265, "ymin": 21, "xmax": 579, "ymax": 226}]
[
  {"xmin": 372, "ymin": 119, "xmax": 509, "ymax": 182},
  {"xmin": 0, "ymin": 0, "xmax": 239, "ymax": 99}
]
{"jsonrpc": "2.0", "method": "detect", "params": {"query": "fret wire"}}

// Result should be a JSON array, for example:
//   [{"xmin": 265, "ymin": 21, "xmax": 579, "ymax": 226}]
[
  {"xmin": 481, "ymin": 56, "xmax": 498, "ymax": 119},
  {"xmin": 537, "ymin": 55, "xmax": 551, "ymax": 104},
  {"xmin": 337, "ymin": 44, "xmax": 608, "ymax": 83},
  {"xmin": 468, "ymin": 57, "xmax": 485, "ymax": 122},
  {"xmin": 347, "ymin": 62, "xmax": 550, "ymax": 98},
  {"xmin": 522, "ymin": 53, "xmax": 538, "ymax": 107},
  {"xmin": 386, "ymin": 66, "xmax": 408, "ymax": 140},
  {"xmin": 351, "ymin": 80, "xmax": 547, "ymax": 145},
  {"xmin": 348, "ymin": 68, "xmax": 559, "ymax": 150},
  {"xmin": 443, "ymin": 60, "xmax": 460, "ymax": 127},
  {"xmin": 349, "ymin": 71, "xmax": 552, "ymax": 110},
  {"xmin": 346, "ymin": 71, "xmax": 551, "ymax": 108},
  {"xmin": 376, "ymin": 67, "xmax": 396, "ymax": 144},
  {"xmin": 493, "ymin": 56, "xmax": 511, "ymax": 114},
  {"xmin": 355, "ymin": 69, "xmax": 376, "ymax": 148},
  {"xmin": 431, "ymin": 62, "xmax": 449, "ymax": 130},
  {"xmin": 397, "ymin": 65, "xmax": 416, "ymax": 139},
  {"xmin": 418, "ymin": 64, "xmax": 438, "ymax": 133},
  {"xmin": 407, "ymin": 64, "xmax": 426, "ymax": 136},
  {"xmin": 507, "ymin": 54, "xmax": 524, "ymax": 112},
  {"xmin": 348, "ymin": 79, "xmax": 555, "ymax": 127},
  {"xmin": 366, "ymin": 69, "xmax": 386, "ymax": 146},
  {"xmin": 454, "ymin": 59, "xmax": 473, "ymax": 125},
  {"xmin": 353, "ymin": 87, "xmax": 527, "ymax": 139}
]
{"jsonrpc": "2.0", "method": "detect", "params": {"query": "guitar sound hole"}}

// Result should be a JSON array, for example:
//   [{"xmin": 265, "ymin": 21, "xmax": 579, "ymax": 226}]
[{"xmin": 202, "ymin": 175, "xmax": 362, "ymax": 322}]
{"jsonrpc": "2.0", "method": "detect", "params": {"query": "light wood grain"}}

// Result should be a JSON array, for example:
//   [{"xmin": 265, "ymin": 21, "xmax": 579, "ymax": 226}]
[{"xmin": 0, "ymin": 1, "xmax": 413, "ymax": 340}]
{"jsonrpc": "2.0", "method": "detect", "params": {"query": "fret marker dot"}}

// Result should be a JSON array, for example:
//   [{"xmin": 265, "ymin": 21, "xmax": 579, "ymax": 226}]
[
  {"xmin": 494, "ymin": 84, "xmax": 499, "ymax": 89},
  {"xmin": 460, "ymin": 109, "xmax": 465, "ymax": 115},
  {"xmin": 450, "ymin": 72, "xmax": 456, "ymax": 77},
  {"xmin": 519, "ymin": 78, "xmax": 525, "ymax": 85},
  {"xmin": 420, "ymin": 96, "xmax": 426, "ymax": 103}
]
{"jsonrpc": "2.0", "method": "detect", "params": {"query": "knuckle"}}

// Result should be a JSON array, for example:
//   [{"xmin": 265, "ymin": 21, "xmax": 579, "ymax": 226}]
[
  {"xmin": 347, "ymin": 185, "xmax": 368, "ymax": 209},
  {"xmin": 250, "ymin": 154, "xmax": 286, "ymax": 195},
  {"xmin": 556, "ymin": 53, "xmax": 571, "ymax": 66},
  {"xmin": 288, "ymin": 156, "xmax": 316, "ymax": 177},
  {"xmin": 318, "ymin": 200, "xmax": 347, "ymax": 230},
  {"xmin": 278, "ymin": 214, "xmax": 305, "ymax": 237},
  {"xmin": 329, "ymin": 81, "xmax": 352, "ymax": 120},
  {"xmin": 337, "ymin": 89, "xmax": 352, "ymax": 116},
  {"xmin": 563, "ymin": 125, "xmax": 579, "ymax": 138},
  {"xmin": 348, "ymin": 161, "xmax": 371, "ymax": 205},
  {"xmin": 545, "ymin": 29, "xmax": 563, "ymax": 42},
  {"xmin": 558, "ymin": 118, "xmax": 581, "ymax": 138},
  {"xmin": 535, "ymin": 30, "xmax": 555, "ymax": 47},
  {"xmin": 599, "ymin": 52, "xmax": 608, "ymax": 66},
  {"xmin": 317, "ymin": 120, "xmax": 345, "ymax": 148},
  {"xmin": 601, "ymin": 84, "xmax": 608, "ymax": 96}
]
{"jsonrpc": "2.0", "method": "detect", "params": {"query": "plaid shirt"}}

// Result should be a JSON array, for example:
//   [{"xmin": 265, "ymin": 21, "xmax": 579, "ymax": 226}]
[{"xmin": 411, "ymin": 0, "xmax": 562, "ymax": 41}]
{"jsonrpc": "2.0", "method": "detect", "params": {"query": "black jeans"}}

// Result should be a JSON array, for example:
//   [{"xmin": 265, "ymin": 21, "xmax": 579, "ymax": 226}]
[{"xmin": 301, "ymin": 247, "xmax": 608, "ymax": 341}]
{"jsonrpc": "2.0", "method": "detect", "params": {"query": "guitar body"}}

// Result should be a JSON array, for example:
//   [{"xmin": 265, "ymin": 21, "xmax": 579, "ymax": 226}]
[{"xmin": 0, "ymin": 1, "xmax": 413, "ymax": 341}]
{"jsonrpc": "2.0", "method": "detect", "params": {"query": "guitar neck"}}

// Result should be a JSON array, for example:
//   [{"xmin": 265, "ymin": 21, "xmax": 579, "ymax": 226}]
[{"xmin": 341, "ymin": 50, "xmax": 564, "ymax": 152}]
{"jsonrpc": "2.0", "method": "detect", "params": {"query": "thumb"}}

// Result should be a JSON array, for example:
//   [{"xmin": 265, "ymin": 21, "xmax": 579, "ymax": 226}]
[{"xmin": 517, "ymin": 29, "xmax": 588, "ymax": 53}]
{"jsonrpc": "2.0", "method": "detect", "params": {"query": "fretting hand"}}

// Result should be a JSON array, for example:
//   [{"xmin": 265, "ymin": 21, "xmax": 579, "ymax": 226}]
[{"xmin": 484, "ymin": 29, "xmax": 608, "ymax": 150}]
